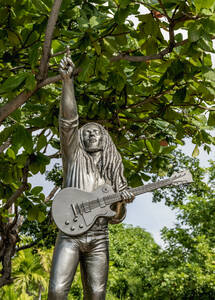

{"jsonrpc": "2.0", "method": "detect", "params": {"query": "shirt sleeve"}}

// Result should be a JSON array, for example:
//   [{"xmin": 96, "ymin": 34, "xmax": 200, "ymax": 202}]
[{"xmin": 59, "ymin": 115, "xmax": 79, "ymax": 165}]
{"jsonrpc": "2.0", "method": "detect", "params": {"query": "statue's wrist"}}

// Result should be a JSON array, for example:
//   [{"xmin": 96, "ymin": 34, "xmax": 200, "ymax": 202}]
[{"xmin": 63, "ymin": 76, "xmax": 73, "ymax": 83}]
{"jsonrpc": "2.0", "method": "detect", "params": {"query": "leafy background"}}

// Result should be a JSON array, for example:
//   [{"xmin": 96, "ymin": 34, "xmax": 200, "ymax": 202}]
[{"xmin": 0, "ymin": 0, "xmax": 215, "ymax": 298}]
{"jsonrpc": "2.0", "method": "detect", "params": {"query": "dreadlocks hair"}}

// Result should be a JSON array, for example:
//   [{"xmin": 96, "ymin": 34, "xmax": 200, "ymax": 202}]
[{"xmin": 79, "ymin": 122, "xmax": 127, "ymax": 192}]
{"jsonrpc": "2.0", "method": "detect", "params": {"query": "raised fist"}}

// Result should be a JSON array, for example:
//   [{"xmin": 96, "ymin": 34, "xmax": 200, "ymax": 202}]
[{"xmin": 59, "ymin": 48, "xmax": 75, "ymax": 80}]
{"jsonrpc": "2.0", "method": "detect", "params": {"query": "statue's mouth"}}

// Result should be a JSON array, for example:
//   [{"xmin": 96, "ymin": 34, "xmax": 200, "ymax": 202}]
[{"xmin": 88, "ymin": 138, "xmax": 97, "ymax": 143}]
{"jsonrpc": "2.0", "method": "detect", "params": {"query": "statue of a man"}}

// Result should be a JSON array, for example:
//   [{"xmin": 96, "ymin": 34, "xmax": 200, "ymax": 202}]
[{"xmin": 48, "ymin": 53, "xmax": 134, "ymax": 300}]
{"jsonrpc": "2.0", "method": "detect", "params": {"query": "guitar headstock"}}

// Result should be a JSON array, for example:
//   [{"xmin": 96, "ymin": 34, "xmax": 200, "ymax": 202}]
[{"xmin": 170, "ymin": 170, "xmax": 193, "ymax": 186}]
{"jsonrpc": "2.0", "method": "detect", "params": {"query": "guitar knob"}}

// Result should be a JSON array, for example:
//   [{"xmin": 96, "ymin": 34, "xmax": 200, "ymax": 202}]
[
  {"xmin": 65, "ymin": 220, "xmax": 70, "ymax": 225},
  {"xmin": 70, "ymin": 226, "xmax": 75, "ymax": 231},
  {"xmin": 79, "ymin": 224, "xmax": 84, "ymax": 228},
  {"xmin": 102, "ymin": 187, "xmax": 108, "ymax": 193},
  {"xmin": 73, "ymin": 217, "xmax": 78, "ymax": 222}
]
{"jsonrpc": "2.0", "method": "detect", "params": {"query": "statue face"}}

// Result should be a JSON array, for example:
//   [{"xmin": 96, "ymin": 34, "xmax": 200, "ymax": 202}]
[{"xmin": 82, "ymin": 124, "xmax": 102, "ymax": 152}]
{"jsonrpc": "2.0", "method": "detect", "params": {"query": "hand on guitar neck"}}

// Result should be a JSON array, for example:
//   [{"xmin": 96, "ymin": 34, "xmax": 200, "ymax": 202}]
[{"xmin": 120, "ymin": 189, "xmax": 135, "ymax": 203}]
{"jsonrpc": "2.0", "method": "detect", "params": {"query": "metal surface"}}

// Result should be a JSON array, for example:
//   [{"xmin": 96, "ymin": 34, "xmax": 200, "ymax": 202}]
[
  {"xmin": 48, "ymin": 231, "xmax": 109, "ymax": 300},
  {"xmin": 51, "ymin": 184, "xmax": 115, "ymax": 236},
  {"xmin": 52, "ymin": 170, "xmax": 193, "ymax": 236},
  {"xmin": 48, "ymin": 52, "xmax": 130, "ymax": 300}
]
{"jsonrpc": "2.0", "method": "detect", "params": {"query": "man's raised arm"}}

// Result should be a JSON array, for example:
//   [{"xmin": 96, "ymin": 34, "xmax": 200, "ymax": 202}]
[
  {"xmin": 59, "ymin": 51, "xmax": 78, "ymax": 120},
  {"xmin": 59, "ymin": 52, "xmax": 79, "ymax": 172}
]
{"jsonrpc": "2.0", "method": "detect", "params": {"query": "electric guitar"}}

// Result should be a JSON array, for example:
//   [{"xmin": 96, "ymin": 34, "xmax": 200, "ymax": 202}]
[{"xmin": 52, "ymin": 170, "xmax": 193, "ymax": 236}]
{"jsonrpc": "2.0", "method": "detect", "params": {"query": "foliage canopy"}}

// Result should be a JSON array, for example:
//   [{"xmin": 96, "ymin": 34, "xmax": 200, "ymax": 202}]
[{"xmin": 0, "ymin": 0, "xmax": 215, "ymax": 293}]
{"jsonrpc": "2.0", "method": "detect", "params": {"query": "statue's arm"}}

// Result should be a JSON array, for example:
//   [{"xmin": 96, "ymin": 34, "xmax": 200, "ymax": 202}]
[
  {"xmin": 59, "ymin": 55, "xmax": 79, "ymax": 165},
  {"xmin": 59, "ymin": 56, "xmax": 77, "ymax": 120},
  {"xmin": 109, "ymin": 179, "xmax": 134, "ymax": 224}
]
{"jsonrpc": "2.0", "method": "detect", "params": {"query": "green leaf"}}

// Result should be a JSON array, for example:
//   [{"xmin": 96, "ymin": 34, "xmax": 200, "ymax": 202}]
[
  {"xmin": 37, "ymin": 134, "xmax": 47, "ymax": 151},
  {"xmin": 115, "ymin": 8, "xmax": 130, "ymax": 24},
  {"xmin": 28, "ymin": 206, "xmax": 39, "ymax": 221},
  {"xmin": 173, "ymin": 87, "xmax": 187, "ymax": 104},
  {"xmin": 93, "ymin": 41, "xmax": 101, "ymax": 55},
  {"xmin": 31, "ymin": 186, "xmax": 43, "ymax": 195},
  {"xmin": 119, "ymin": 0, "xmax": 130, "ymax": 8},
  {"xmin": 77, "ymin": 14, "xmax": 89, "ymax": 30},
  {"xmin": 25, "ymin": 74, "xmax": 37, "ymax": 91},
  {"xmin": 202, "ymin": 16, "xmax": 215, "ymax": 34},
  {"xmin": 145, "ymin": 140, "xmax": 154, "ymax": 154},
  {"xmin": 78, "ymin": 57, "xmax": 95, "ymax": 82},
  {"xmin": 193, "ymin": 0, "xmax": 215, "ymax": 12},
  {"xmin": 197, "ymin": 37, "xmax": 214, "ymax": 52},
  {"xmin": 164, "ymin": 108, "xmax": 182, "ymax": 121},
  {"xmin": 207, "ymin": 111, "xmax": 215, "ymax": 126},
  {"xmin": 0, "ymin": 73, "xmax": 27, "ymax": 94},
  {"xmin": 109, "ymin": 72, "xmax": 125, "ymax": 92},
  {"xmin": 16, "ymin": 154, "xmax": 28, "ymax": 168},
  {"xmin": 192, "ymin": 145, "xmax": 199, "ymax": 157},
  {"xmin": 89, "ymin": 16, "xmax": 100, "ymax": 28},
  {"xmin": 0, "ymin": 127, "xmax": 13, "ymax": 144},
  {"xmin": 38, "ymin": 211, "xmax": 46, "ymax": 223},
  {"xmin": 151, "ymin": 140, "xmax": 161, "ymax": 154},
  {"xmin": 203, "ymin": 69, "xmax": 215, "ymax": 82},
  {"xmin": 7, "ymin": 30, "xmax": 20, "ymax": 46},
  {"xmin": 29, "ymin": 43, "xmax": 40, "ymax": 69},
  {"xmin": 32, "ymin": 0, "xmax": 50, "ymax": 13},
  {"xmin": 29, "ymin": 153, "xmax": 50, "ymax": 174},
  {"xmin": 129, "ymin": 173, "xmax": 143, "ymax": 187},
  {"xmin": 103, "ymin": 37, "xmax": 117, "ymax": 54},
  {"xmin": 138, "ymin": 14, "xmax": 162, "ymax": 39},
  {"xmin": 144, "ymin": 38, "xmax": 158, "ymax": 55},
  {"xmin": 6, "ymin": 148, "xmax": 16, "ymax": 160},
  {"xmin": 12, "ymin": 125, "xmax": 33, "ymax": 154},
  {"xmin": 188, "ymin": 23, "xmax": 202, "ymax": 42}
]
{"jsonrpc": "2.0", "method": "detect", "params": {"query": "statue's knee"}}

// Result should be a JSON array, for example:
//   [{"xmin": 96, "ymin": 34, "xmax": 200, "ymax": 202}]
[
  {"xmin": 48, "ymin": 284, "xmax": 67, "ymax": 300},
  {"xmin": 86, "ymin": 285, "xmax": 106, "ymax": 300}
]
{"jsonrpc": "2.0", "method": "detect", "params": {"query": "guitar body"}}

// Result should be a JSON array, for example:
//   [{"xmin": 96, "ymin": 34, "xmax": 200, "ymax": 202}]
[{"xmin": 52, "ymin": 184, "xmax": 116, "ymax": 236}]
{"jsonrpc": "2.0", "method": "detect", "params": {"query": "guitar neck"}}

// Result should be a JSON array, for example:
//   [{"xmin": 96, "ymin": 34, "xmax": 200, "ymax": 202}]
[
  {"xmin": 76, "ymin": 170, "xmax": 192, "ymax": 214},
  {"xmin": 129, "ymin": 178, "xmax": 172, "ymax": 196},
  {"xmin": 103, "ymin": 178, "xmax": 172, "ymax": 206}
]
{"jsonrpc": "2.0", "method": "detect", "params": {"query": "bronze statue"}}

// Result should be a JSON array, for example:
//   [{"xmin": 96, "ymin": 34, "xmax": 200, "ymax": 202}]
[{"xmin": 48, "ymin": 52, "xmax": 134, "ymax": 300}]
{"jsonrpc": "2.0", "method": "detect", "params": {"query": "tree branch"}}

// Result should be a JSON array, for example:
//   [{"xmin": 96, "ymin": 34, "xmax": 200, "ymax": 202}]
[
  {"xmin": 48, "ymin": 151, "xmax": 61, "ymax": 159},
  {"xmin": 0, "ymin": 90, "xmax": 34, "ymax": 125},
  {"xmin": 38, "ymin": 0, "xmax": 63, "ymax": 81},
  {"xmin": 51, "ymin": 49, "xmax": 67, "ymax": 58},
  {"xmin": 45, "ymin": 186, "xmax": 59, "ymax": 202},
  {"xmin": 110, "ymin": 39, "xmax": 188, "ymax": 62},
  {"xmin": 0, "ymin": 75, "xmax": 62, "ymax": 124},
  {"xmin": 158, "ymin": 0, "xmax": 170, "ymax": 22},
  {"xmin": 171, "ymin": 104, "xmax": 215, "ymax": 111},
  {"xmin": 0, "ymin": 138, "xmax": 11, "ymax": 153},
  {"xmin": 127, "ymin": 85, "xmax": 177, "ymax": 109}
]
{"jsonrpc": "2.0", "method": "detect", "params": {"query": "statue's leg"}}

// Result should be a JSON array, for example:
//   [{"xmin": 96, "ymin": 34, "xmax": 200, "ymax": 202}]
[
  {"xmin": 80, "ymin": 231, "xmax": 109, "ymax": 300},
  {"xmin": 48, "ymin": 232, "xmax": 80, "ymax": 300}
]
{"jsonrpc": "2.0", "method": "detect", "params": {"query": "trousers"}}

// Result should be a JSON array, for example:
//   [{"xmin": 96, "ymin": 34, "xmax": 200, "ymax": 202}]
[{"xmin": 48, "ymin": 230, "xmax": 109, "ymax": 300}]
